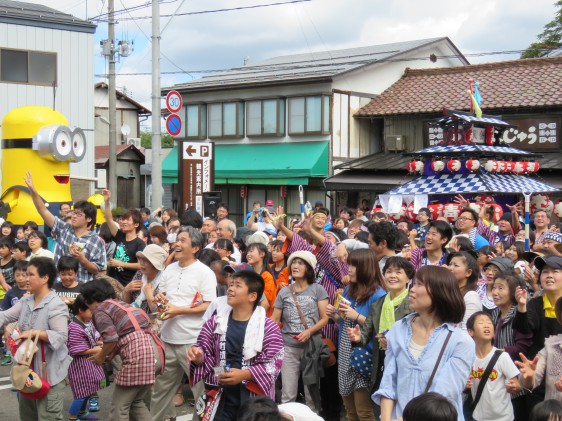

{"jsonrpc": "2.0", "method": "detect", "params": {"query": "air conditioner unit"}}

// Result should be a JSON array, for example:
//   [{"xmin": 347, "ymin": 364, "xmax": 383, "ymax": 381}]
[
  {"xmin": 385, "ymin": 135, "xmax": 406, "ymax": 152},
  {"xmin": 127, "ymin": 137, "xmax": 141, "ymax": 148}
]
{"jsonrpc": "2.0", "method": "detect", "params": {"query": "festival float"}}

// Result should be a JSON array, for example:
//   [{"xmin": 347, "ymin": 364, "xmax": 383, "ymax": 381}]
[{"xmin": 377, "ymin": 81, "xmax": 560, "ymax": 250}]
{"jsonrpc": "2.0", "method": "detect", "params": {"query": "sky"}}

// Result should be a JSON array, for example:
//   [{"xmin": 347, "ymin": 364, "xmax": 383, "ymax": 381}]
[{"xmin": 47, "ymin": 0, "xmax": 557, "ymax": 120}]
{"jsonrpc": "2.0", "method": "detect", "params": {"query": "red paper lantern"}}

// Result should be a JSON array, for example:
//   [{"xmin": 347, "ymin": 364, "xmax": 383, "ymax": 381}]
[
  {"xmin": 489, "ymin": 203, "xmax": 503, "ymax": 223},
  {"xmin": 431, "ymin": 160, "xmax": 445, "ymax": 172},
  {"xmin": 443, "ymin": 203, "xmax": 462, "ymax": 222},
  {"xmin": 447, "ymin": 159, "xmax": 461, "ymax": 172},
  {"xmin": 428, "ymin": 204, "xmax": 444, "ymax": 220},
  {"xmin": 406, "ymin": 203, "xmax": 418, "ymax": 221},
  {"xmin": 531, "ymin": 194, "xmax": 553, "ymax": 214},
  {"xmin": 484, "ymin": 160, "xmax": 498, "ymax": 173},
  {"xmin": 554, "ymin": 201, "xmax": 562, "ymax": 218},
  {"xmin": 389, "ymin": 204, "xmax": 407, "ymax": 222},
  {"xmin": 497, "ymin": 161, "xmax": 507, "ymax": 173},
  {"xmin": 465, "ymin": 159, "xmax": 480, "ymax": 172},
  {"xmin": 504, "ymin": 162, "xmax": 515, "ymax": 173},
  {"xmin": 485, "ymin": 125, "xmax": 494, "ymax": 145},
  {"xmin": 528, "ymin": 162, "xmax": 540, "ymax": 173},
  {"xmin": 512, "ymin": 162, "xmax": 525, "ymax": 174}
]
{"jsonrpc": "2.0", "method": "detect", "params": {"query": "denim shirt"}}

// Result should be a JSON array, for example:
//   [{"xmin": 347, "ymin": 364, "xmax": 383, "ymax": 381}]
[
  {"xmin": 372, "ymin": 313, "xmax": 474, "ymax": 421},
  {"xmin": 0, "ymin": 291, "xmax": 72, "ymax": 386}
]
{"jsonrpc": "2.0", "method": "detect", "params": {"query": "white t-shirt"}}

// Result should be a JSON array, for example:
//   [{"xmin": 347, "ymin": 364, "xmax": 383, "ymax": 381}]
[
  {"xmin": 461, "ymin": 291, "xmax": 483, "ymax": 331},
  {"xmin": 471, "ymin": 347, "xmax": 519, "ymax": 421},
  {"xmin": 278, "ymin": 402, "xmax": 324, "ymax": 421},
  {"xmin": 159, "ymin": 260, "xmax": 217, "ymax": 344}
]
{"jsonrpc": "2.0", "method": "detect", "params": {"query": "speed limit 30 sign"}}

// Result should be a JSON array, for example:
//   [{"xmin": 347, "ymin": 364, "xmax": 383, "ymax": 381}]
[{"xmin": 166, "ymin": 90, "xmax": 183, "ymax": 114}]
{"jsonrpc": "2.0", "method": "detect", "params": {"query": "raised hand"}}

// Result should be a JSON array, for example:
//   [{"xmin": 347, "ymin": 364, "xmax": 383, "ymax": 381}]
[
  {"xmin": 515, "ymin": 286, "xmax": 528, "ymax": 312},
  {"xmin": 347, "ymin": 325, "xmax": 361, "ymax": 343},
  {"xmin": 453, "ymin": 194, "xmax": 469, "ymax": 208},
  {"xmin": 102, "ymin": 189, "xmax": 111, "ymax": 203},
  {"xmin": 515, "ymin": 353, "xmax": 538, "ymax": 388},
  {"xmin": 24, "ymin": 171, "xmax": 36, "ymax": 193}
]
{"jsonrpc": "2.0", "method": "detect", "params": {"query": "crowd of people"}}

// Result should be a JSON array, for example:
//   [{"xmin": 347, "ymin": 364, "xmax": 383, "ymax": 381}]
[{"xmin": 0, "ymin": 174, "xmax": 561, "ymax": 421}]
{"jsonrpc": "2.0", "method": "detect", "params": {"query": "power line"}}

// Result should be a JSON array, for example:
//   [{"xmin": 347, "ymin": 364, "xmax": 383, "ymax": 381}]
[
  {"xmin": 90, "ymin": 0, "xmax": 312, "ymax": 22},
  {"xmin": 94, "ymin": 48, "xmax": 556, "ymax": 78}
]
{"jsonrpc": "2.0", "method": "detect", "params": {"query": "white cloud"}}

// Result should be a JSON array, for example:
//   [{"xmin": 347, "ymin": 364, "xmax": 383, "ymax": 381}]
[{"xmin": 42, "ymin": 0, "xmax": 558, "ymax": 109}]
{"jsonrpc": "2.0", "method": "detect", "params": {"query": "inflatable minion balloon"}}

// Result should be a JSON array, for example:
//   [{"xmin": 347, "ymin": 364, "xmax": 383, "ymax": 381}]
[{"xmin": 0, "ymin": 106, "xmax": 86, "ymax": 225}]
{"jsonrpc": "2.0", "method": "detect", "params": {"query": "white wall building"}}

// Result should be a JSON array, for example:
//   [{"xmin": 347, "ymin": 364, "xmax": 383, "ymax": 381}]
[{"xmin": 0, "ymin": 0, "xmax": 96, "ymax": 199}]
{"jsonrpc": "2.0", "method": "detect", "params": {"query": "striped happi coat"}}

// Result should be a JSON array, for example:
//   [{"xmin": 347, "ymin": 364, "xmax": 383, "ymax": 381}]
[
  {"xmin": 190, "ymin": 313, "xmax": 284, "ymax": 399},
  {"xmin": 67, "ymin": 319, "xmax": 106, "ymax": 399},
  {"xmin": 285, "ymin": 234, "xmax": 349, "ymax": 344}
]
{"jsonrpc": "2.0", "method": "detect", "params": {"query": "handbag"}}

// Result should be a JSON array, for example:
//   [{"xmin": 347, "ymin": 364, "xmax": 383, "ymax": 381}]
[
  {"xmin": 195, "ymin": 384, "xmax": 223, "ymax": 421},
  {"xmin": 350, "ymin": 347, "xmax": 373, "ymax": 378},
  {"xmin": 289, "ymin": 285, "xmax": 335, "ymax": 367},
  {"xmin": 11, "ymin": 333, "xmax": 51, "ymax": 400}
]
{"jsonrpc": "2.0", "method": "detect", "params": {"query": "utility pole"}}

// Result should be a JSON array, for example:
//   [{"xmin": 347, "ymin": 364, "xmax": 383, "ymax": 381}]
[
  {"xmin": 151, "ymin": 0, "xmax": 163, "ymax": 211},
  {"xmin": 108, "ymin": 0, "xmax": 117, "ymax": 196}
]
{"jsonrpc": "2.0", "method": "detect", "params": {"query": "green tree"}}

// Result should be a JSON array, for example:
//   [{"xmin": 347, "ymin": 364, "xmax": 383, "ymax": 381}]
[
  {"xmin": 140, "ymin": 131, "xmax": 175, "ymax": 148},
  {"xmin": 522, "ymin": 0, "xmax": 562, "ymax": 58}
]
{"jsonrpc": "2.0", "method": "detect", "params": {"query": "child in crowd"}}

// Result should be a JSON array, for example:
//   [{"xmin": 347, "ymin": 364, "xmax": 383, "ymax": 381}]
[
  {"xmin": 188, "ymin": 270, "xmax": 284, "ymax": 421},
  {"xmin": 529, "ymin": 400, "xmax": 562, "ymax": 421},
  {"xmin": 479, "ymin": 257, "xmax": 514, "ymax": 311},
  {"xmin": 0, "ymin": 260, "xmax": 29, "ymax": 366},
  {"xmin": 270, "ymin": 240, "xmax": 288, "ymax": 289},
  {"xmin": 67, "ymin": 294, "xmax": 106, "ymax": 421},
  {"xmin": 27, "ymin": 230, "xmax": 54, "ymax": 260},
  {"xmin": 15, "ymin": 226, "xmax": 26, "ymax": 242},
  {"xmin": 12, "ymin": 241, "xmax": 30, "ymax": 261},
  {"xmin": 54, "ymin": 256, "xmax": 83, "ymax": 317},
  {"xmin": 0, "ymin": 221, "xmax": 15, "ymax": 239},
  {"xmin": 246, "ymin": 242, "xmax": 276, "ymax": 316},
  {"xmin": 22, "ymin": 220, "xmax": 38, "ymax": 238},
  {"xmin": 402, "ymin": 392, "xmax": 458, "ymax": 421},
  {"xmin": 0, "ymin": 237, "xmax": 15, "ymax": 297},
  {"xmin": 504, "ymin": 241, "xmax": 527, "ymax": 280},
  {"xmin": 467, "ymin": 311, "xmax": 520, "ymax": 421},
  {"xmin": 214, "ymin": 238, "xmax": 235, "ymax": 262},
  {"xmin": 517, "ymin": 297, "xmax": 562, "ymax": 402}
]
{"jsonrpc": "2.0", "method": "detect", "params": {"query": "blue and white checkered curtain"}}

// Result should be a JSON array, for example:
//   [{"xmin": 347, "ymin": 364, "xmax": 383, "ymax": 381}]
[
  {"xmin": 386, "ymin": 173, "xmax": 559, "ymax": 195},
  {"xmin": 415, "ymin": 145, "xmax": 535, "ymax": 155}
]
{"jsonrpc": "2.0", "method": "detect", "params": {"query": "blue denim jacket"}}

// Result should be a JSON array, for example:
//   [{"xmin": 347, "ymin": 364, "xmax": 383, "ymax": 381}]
[{"xmin": 372, "ymin": 313, "xmax": 474, "ymax": 421}]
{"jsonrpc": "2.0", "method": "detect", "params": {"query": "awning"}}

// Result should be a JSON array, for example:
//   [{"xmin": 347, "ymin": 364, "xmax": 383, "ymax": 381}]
[
  {"xmin": 162, "ymin": 146, "xmax": 179, "ymax": 183},
  {"xmin": 323, "ymin": 170, "xmax": 414, "ymax": 191},
  {"xmin": 408, "ymin": 144, "xmax": 538, "ymax": 157},
  {"xmin": 386, "ymin": 173, "xmax": 560, "ymax": 195},
  {"xmin": 162, "ymin": 141, "xmax": 328, "ymax": 185}
]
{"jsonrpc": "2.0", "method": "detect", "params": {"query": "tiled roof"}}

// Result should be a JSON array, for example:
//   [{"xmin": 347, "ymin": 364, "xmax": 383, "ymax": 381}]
[
  {"xmin": 95, "ymin": 144, "xmax": 144, "ymax": 165},
  {"xmin": 170, "ymin": 37, "xmax": 462, "ymax": 92},
  {"xmin": 0, "ymin": 0, "xmax": 96, "ymax": 32},
  {"xmin": 356, "ymin": 56, "xmax": 562, "ymax": 117}
]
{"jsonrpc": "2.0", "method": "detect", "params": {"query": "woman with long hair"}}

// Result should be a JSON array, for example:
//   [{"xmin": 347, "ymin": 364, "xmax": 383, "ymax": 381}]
[
  {"xmin": 373, "ymin": 266, "xmax": 474, "ymax": 421},
  {"xmin": 326, "ymin": 249, "xmax": 386, "ymax": 421},
  {"xmin": 161, "ymin": 208, "xmax": 177, "ymax": 232},
  {"xmin": 446, "ymin": 251, "xmax": 482, "ymax": 330}
]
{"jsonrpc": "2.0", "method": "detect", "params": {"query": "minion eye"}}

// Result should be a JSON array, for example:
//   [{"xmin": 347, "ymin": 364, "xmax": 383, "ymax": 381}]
[
  {"xmin": 33, "ymin": 125, "xmax": 75, "ymax": 162},
  {"xmin": 69, "ymin": 127, "xmax": 86, "ymax": 162}
]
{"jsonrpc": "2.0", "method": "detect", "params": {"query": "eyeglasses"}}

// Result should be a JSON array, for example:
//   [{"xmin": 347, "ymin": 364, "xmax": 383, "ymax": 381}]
[
  {"xmin": 71, "ymin": 211, "xmax": 85, "ymax": 217},
  {"xmin": 457, "ymin": 217, "xmax": 475, "ymax": 222}
]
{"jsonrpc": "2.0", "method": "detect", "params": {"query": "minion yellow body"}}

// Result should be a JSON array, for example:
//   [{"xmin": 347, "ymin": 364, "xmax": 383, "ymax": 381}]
[{"xmin": 1, "ymin": 106, "xmax": 86, "ymax": 225}]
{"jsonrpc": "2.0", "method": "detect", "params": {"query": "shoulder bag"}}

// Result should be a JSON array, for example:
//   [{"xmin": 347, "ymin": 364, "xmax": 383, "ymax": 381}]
[
  {"xmin": 290, "ymin": 285, "xmax": 336, "ymax": 368},
  {"xmin": 11, "ymin": 333, "xmax": 51, "ymax": 400},
  {"xmin": 424, "ymin": 330, "xmax": 453, "ymax": 393}
]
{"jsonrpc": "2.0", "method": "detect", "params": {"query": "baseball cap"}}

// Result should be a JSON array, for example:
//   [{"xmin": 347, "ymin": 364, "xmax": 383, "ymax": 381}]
[
  {"xmin": 224, "ymin": 262, "xmax": 255, "ymax": 274},
  {"xmin": 534, "ymin": 255, "xmax": 562, "ymax": 271}
]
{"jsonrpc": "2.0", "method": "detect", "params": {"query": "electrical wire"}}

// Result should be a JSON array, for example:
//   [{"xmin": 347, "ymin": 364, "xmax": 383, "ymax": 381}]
[
  {"xmin": 94, "ymin": 47, "xmax": 557, "ymax": 78},
  {"xmin": 90, "ymin": 0, "xmax": 313, "ymax": 22}
]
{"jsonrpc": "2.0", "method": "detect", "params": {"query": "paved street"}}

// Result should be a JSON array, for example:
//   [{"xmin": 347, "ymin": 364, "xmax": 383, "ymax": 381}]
[{"xmin": 0, "ymin": 364, "xmax": 194, "ymax": 420}]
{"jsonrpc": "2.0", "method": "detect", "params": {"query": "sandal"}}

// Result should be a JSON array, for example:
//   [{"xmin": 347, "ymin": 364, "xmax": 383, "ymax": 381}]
[{"xmin": 173, "ymin": 392, "xmax": 185, "ymax": 407}]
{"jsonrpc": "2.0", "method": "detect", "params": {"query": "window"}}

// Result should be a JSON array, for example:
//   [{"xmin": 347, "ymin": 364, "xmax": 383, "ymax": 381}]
[
  {"xmin": 208, "ymin": 102, "xmax": 244, "ymax": 138},
  {"xmin": 0, "ymin": 48, "xmax": 56, "ymax": 86},
  {"xmin": 288, "ymin": 95, "xmax": 330, "ymax": 135},
  {"xmin": 185, "ymin": 104, "xmax": 207, "ymax": 139},
  {"xmin": 246, "ymin": 98, "xmax": 286, "ymax": 136}
]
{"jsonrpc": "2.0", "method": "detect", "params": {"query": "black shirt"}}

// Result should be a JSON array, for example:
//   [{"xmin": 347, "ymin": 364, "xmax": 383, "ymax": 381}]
[
  {"xmin": 54, "ymin": 282, "xmax": 83, "ymax": 317},
  {"xmin": 108, "ymin": 230, "xmax": 146, "ymax": 286},
  {"xmin": 220, "ymin": 315, "xmax": 250, "ymax": 421}
]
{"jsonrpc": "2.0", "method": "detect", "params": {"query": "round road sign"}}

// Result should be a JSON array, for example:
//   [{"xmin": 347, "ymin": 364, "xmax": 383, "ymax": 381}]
[
  {"xmin": 166, "ymin": 90, "xmax": 183, "ymax": 114},
  {"xmin": 166, "ymin": 114, "xmax": 182, "ymax": 137}
]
